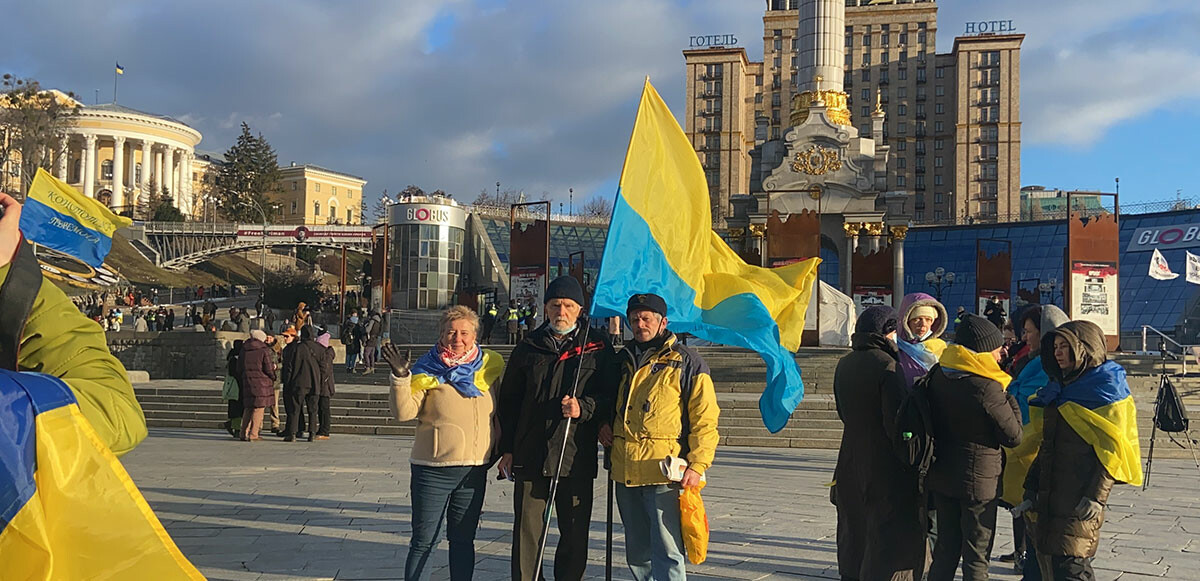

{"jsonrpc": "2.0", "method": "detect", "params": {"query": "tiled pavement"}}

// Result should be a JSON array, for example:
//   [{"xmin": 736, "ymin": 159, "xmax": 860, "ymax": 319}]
[{"xmin": 122, "ymin": 428, "xmax": 1200, "ymax": 580}]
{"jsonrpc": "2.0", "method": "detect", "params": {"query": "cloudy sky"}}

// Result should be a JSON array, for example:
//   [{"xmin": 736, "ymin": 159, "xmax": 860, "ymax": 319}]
[{"xmin": 3, "ymin": 0, "xmax": 1199, "ymax": 210}]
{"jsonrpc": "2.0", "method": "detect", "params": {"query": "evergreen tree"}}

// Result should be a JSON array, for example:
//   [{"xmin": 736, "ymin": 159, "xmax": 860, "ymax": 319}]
[
  {"xmin": 149, "ymin": 185, "xmax": 185, "ymax": 222},
  {"xmin": 216, "ymin": 122, "xmax": 281, "ymax": 222},
  {"xmin": 372, "ymin": 189, "xmax": 391, "ymax": 224}
]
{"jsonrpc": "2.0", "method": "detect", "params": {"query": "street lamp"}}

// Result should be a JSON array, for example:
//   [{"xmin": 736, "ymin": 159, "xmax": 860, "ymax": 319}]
[
  {"xmin": 247, "ymin": 198, "xmax": 278, "ymax": 304},
  {"xmin": 925, "ymin": 266, "xmax": 956, "ymax": 301},
  {"xmin": 1038, "ymin": 278, "xmax": 1062, "ymax": 306}
]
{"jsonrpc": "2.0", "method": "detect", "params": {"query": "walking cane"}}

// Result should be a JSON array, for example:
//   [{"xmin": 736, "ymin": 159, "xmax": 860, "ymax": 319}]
[
  {"xmin": 604, "ymin": 445, "xmax": 614, "ymax": 581},
  {"xmin": 534, "ymin": 315, "xmax": 591, "ymax": 578}
]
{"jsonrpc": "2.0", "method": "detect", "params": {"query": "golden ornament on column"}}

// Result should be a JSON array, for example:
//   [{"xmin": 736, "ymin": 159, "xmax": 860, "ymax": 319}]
[
  {"xmin": 792, "ymin": 145, "xmax": 843, "ymax": 176},
  {"xmin": 890, "ymin": 225, "xmax": 909, "ymax": 240},
  {"xmin": 842, "ymin": 221, "xmax": 864, "ymax": 237}
]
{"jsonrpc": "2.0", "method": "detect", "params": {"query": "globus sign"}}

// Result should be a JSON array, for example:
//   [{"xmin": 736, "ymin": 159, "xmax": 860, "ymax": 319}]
[
  {"xmin": 407, "ymin": 207, "xmax": 450, "ymax": 223},
  {"xmin": 1126, "ymin": 223, "xmax": 1200, "ymax": 252},
  {"xmin": 389, "ymin": 203, "xmax": 467, "ymax": 229}
]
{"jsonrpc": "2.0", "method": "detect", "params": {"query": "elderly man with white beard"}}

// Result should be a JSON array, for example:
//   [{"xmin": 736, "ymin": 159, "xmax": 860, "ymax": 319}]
[{"xmin": 496, "ymin": 275, "xmax": 617, "ymax": 580}]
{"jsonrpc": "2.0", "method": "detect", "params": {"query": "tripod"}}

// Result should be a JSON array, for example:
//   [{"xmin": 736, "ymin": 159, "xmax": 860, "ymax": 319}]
[{"xmin": 1143, "ymin": 340, "xmax": 1200, "ymax": 490}]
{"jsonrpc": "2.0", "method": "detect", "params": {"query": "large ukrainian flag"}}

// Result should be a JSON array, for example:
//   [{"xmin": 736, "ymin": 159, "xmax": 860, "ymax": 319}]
[
  {"xmin": 591, "ymin": 80, "xmax": 819, "ymax": 433},
  {"xmin": 0, "ymin": 369, "xmax": 204, "ymax": 579},
  {"xmin": 19, "ymin": 168, "xmax": 131, "ymax": 267}
]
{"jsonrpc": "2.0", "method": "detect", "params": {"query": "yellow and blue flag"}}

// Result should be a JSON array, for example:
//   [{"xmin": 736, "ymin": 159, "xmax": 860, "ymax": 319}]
[
  {"xmin": 20, "ymin": 168, "xmax": 131, "ymax": 267},
  {"xmin": 0, "ymin": 369, "xmax": 204, "ymax": 579},
  {"xmin": 591, "ymin": 80, "xmax": 820, "ymax": 433},
  {"xmin": 116, "ymin": 62, "xmax": 124, "ymax": 75}
]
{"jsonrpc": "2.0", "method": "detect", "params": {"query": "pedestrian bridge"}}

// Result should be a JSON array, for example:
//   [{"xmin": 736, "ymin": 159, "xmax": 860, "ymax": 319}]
[{"xmin": 126, "ymin": 222, "xmax": 374, "ymax": 270}]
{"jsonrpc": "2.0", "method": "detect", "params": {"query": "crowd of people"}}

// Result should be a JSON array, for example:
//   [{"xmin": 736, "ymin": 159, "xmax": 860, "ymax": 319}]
[{"xmin": 833, "ymin": 292, "xmax": 1140, "ymax": 581}]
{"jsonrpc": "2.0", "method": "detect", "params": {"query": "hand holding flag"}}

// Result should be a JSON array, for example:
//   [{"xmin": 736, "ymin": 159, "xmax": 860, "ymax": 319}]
[
  {"xmin": 19, "ymin": 168, "xmax": 131, "ymax": 267},
  {"xmin": 0, "ymin": 192, "xmax": 22, "ymax": 268}
]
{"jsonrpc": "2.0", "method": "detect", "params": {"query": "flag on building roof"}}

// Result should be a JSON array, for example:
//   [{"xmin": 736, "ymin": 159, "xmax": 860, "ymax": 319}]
[
  {"xmin": 19, "ymin": 168, "xmax": 131, "ymax": 267},
  {"xmin": 590, "ymin": 79, "xmax": 820, "ymax": 433},
  {"xmin": 115, "ymin": 62, "xmax": 124, "ymax": 75}
]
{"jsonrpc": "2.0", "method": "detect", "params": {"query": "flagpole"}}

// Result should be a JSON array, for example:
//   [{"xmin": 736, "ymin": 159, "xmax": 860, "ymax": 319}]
[{"xmin": 113, "ymin": 67, "xmax": 118, "ymax": 104}]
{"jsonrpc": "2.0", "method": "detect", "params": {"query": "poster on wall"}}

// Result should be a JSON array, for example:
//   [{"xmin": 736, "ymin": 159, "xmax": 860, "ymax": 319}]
[
  {"xmin": 510, "ymin": 265, "xmax": 546, "ymax": 308},
  {"xmin": 1070, "ymin": 261, "xmax": 1119, "ymax": 336},
  {"xmin": 852, "ymin": 285, "xmax": 892, "ymax": 314},
  {"xmin": 977, "ymin": 289, "xmax": 1010, "ymax": 319}
]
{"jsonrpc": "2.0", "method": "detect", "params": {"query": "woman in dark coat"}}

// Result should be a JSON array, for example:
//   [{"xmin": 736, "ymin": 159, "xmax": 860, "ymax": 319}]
[
  {"xmin": 282, "ymin": 325, "xmax": 328, "ymax": 442},
  {"xmin": 223, "ymin": 339, "xmax": 244, "ymax": 437},
  {"xmin": 239, "ymin": 330, "xmax": 277, "ymax": 441},
  {"xmin": 312, "ymin": 331, "xmax": 336, "ymax": 439},
  {"xmin": 833, "ymin": 306, "xmax": 928, "ymax": 581}
]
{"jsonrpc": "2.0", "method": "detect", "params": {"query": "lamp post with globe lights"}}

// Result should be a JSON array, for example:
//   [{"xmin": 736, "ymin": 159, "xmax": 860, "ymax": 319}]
[{"xmin": 926, "ymin": 267, "xmax": 956, "ymax": 301}]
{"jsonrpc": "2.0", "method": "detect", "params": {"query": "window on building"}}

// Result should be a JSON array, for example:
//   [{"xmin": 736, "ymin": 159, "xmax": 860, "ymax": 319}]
[
  {"xmin": 332, "ymin": 186, "xmax": 338, "ymax": 195},
  {"xmin": 935, "ymin": 192, "xmax": 944, "ymax": 204},
  {"xmin": 898, "ymin": 122, "xmax": 907, "ymax": 134},
  {"xmin": 314, "ymin": 201, "xmax": 321, "ymax": 216},
  {"xmin": 898, "ymin": 68, "xmax": 907, "ymax": 80},
  {"xmin": 863, "ymin": 33, "xmax": 871, "ymax": 47},
  {"xmin": 897, "ymin": 157, "xmax": 907, "ymax": 169},
  {"xmin": 935, "ymin": 139, "xmax": 944, "ymax": 150},
  {"xmin": 897, "ymin": 175, "xmax": 907, "ymax": 187},
  {"xmin": 346, "ymin": 208, "xmax": 353, "ymax": 223},
  {"xmin": 916, "ymin": 209, "xmax": 925, "ymax": 221},
  {"xmin": 772, "ymin": 93, "xmax": 781, "ymax": 107},
  {"xmin": 881, "ymin": 51, "xmax": 889, "ymax": 64},
  {"xmin": 935, "ymin": 121, "xmax": 945, "ymax": 132},
  {"xmin": 917, "ymin": 31, "xmax": 926, "ymax": 44},
  {"xmin": 755, "ymin": 93, "xmax": 764, "ymax": 104},
  {"xmin": 756, "ymin": 74, "xmax": 762, "ymax": 86},
  {"xmin": 862, "ymin": 69, "xmax": 870, "ymax": 81},
  {"xmin": 291, "ymin": 181, "xmax": 296, "ymax": 190},
  {"xmin": 134, "ymin": 163, "xmax": 141, "ymax": 183},
  {"xmin": 290, "ymin": 200, "xmax": 298, "ymax": 214},
  {"xmin": 936, "ymin": 66, "xmax": 945, "ymax": 79},
  {"xmin": 900, "ymin": 32, "xmax": 908, "ymax": 44},
  {"xmin": 916, "ymin": 175, "xmax": 925, "ymax": 188},
  {"xmin": 862, "ymin": 52, "xmax": 871, "ymax": 66},
  {"xmin": 315, "ymin": 183, "xmax": 321, "ymax": 192},
  {"xmin": 935, "ymin": 85, "xmax": 945, "ymax": 97},
  {"xmin": 916, "ymin": 67, "xmax": 927, "ymax": 82},
  {"xmin": 935, "ymin": 156, "xmax": 944, "ymax": 168},
  {"xmin": 897, "ymin": 140, "xmax": 907, "ymax": 151},
  {"xmin": 916, "ymin": 103, "xmax": 925, "ymax": 117},
  {"xmin": 880, "ymin": 69, "xmax": 889, "ymax": 83},
  {"xmin": 774, "ymin": 38, "xmax": 782, "ymax": 51},
  {"xmin": 101, "ymin": 160, "xmax": 113, "ymax": 179},
  {"xmin": 898, "ymin": 104, "xmax": 907, "ymax": 116},
  {"xmin": 774, "ymin": 56, "xmax": 781, "ymax": 68},
  {"xmin": 899, "ymin": 50, "xmax": 908, "ymax": 64},
  {"xmin": 898, "ymin": 86, "xmax": 907, "ymax": 98},
  {"xmin": 861, "ymin": 89, "xmax": 869, "ymax": 101},
  {"xmin": 774, "ymin": 29, "xmax": 782, "ymax": 37},
  {"xmin": 862, "ymin": 106, "xmax": 870, "ymax": 117},
  {"xmin": 845, "ymin": 34, "xmax": 852, "ymax": 48},
  {"xmin": 935, "ymin": 209, "xmax": 944, "ymax": 220},
  {"xmin": 771, "ymin": 127, "xmax": 781, "ymax": 140},
  {"xmin": 845, "ymin": 53, "xmax": 852, "ymax": 66},
  {"xmin": 915, "ymin": 155, "xmax": 925, "ymax": 167},
  {"xmin": 935, "ymin": 103, "xmax": 945, "ymax": 114},
  {"xmin": 935, "ymin": 175, "xmax": 944, "ymax": 186},
  {"xmin": 880, "ymin": 87, "xmax": 888, "ymax": 101}
]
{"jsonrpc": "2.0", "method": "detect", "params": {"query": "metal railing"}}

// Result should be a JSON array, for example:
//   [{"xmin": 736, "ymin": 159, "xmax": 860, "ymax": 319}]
[{"xmin": 1141, "ymin": 325, "xmax": 1197, "ymax": 375}]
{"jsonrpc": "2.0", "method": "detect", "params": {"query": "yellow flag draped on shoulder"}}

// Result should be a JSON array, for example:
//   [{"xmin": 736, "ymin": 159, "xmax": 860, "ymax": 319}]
[{"xmin": 0, "ymin": 370, "xmax": 204, "ymax": 580}]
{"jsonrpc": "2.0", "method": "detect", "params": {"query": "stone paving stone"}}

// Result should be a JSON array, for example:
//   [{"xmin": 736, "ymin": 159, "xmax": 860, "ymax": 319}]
[{"xmin": 120, "ymin": 428, "xmax": 1200, "ymax": 580}]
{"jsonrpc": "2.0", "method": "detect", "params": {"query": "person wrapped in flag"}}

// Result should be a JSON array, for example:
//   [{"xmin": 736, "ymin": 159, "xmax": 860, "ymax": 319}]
[
  {"xmin": 0, "ymin": 192, "xmax": 202, "ymax": 578},
  {"xmin": 1010, "ymin": 320, "xmax": 1142, "ymax": 578}
]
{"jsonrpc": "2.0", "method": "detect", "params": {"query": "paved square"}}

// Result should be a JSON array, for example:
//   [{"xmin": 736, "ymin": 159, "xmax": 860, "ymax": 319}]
[{"xmin": 122, "ymin": 429, "xmax": 1200, "ymax": 580}]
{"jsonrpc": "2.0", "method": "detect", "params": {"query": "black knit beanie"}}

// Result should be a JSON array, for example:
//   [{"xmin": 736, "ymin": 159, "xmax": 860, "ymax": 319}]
[
  {"xmin": 955, "ymin": 314, "xmax": 1004, "ymax": 353},
  {"xmin": 855, "ymin": 305, "xmax": 899, "ymax": 336},
  {"xmin": 544, "ymin": 276, "xmax": 585, "ymax": 307}
]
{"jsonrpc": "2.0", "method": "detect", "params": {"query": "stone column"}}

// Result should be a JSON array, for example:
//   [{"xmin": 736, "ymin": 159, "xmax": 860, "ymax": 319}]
[
  {"xmin": 139, "ymin": 140, "xmax": 152, "ymax": 209},
  {"xmin": 182, "ymin": 152, "xmax": 194, "ymax": 215},
  {"xmin": 866, "ymin": 222, "xmax": 884, "ymax": 254},
  {"xmin": 55, "ymin": 137, "xmax": 68, "ymax": 180},
  {"xmin": 796, "ymin": 0, "xmax": 845, "ymax": 94},
  {"xmin": 82, "ymin": 135, "xmax": 97, "ymax": 198},
  {"xmin": 842, "ymin": 222, "xmax": 861, "ymax": 295},
  {"xmin": 891, "ymin": 226, "xmax": 908, "ymax": 309},
  {"xmin": 165, "ymin": 149, "xmax": 177, "ymax": 206},
  {"xmin": 112, "ymin": 136, "xmax": 125, "ymax": 209},
  {"xmin": 154, "ymin": 148, "xmax": 164, "ymax": 196}
]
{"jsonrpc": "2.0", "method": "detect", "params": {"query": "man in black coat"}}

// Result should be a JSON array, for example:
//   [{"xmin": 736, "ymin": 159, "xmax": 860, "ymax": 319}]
[
  {"xmin": 925, "ymin": 314, "xmax": 1024, "ymax": 581},
  {"xmin": 281, "ymin": 325, "xmax": 329, "ymax": 442},
  {"xmin": 833, "ymin": 306, "xmax": 928, "ymax": 580},
  {"xmin": 496, "ymin": 276, "xmax": 616, "ymax": 581}
]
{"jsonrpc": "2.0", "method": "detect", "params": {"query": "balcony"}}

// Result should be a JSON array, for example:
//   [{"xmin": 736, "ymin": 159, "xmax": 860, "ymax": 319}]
[
  {"xmin": 976, "ymin": 99, "xmax": 999, "ymax": 107},
  {"xmin": 915, "ymin": 112, "xmax": 926, "ymax": 119},
  {"xmin": 974, "ymin": 79, "xmax": 1000, "ymax": 88},
  {"xmin": 974, "ymin": 174, "xmax": 998, "ymax": 182},
  {"xmin": 699, "ymin": 89, "xmax": 723, "ymax": 98},
  {"xmin": 976, "ymin": 154, "xmax": 998, "ymax": 162},
  {"xmin": 916, "ymin": 93, "xmax": 927, "ymax": 101},
  {"xmin": 700, "ymin": 72, "xmax": 724, "ymax": 81},
  {"xmin": 879, "ymin": 78, "xmax": 890, "ymax": 85},
  {"xmin": 916, "ymin": 166, "xmax": 926, "ymax": 174},
  {"xmin": 977, "ymin": 191, "xmax": 998, "ymax": 200},
  {"xmin": 699, "ymin": 109, "xmax": 722, "ymax": 117}
]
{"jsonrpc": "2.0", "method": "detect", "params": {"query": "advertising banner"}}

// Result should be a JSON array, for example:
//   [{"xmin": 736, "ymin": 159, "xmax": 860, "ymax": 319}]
[
  {"xmin": 510, "ymin": 265, "xmax": 546, "ymax": 308},
  {"xmin": 852, "ymin": 285, "xmax": 892, "ymax": 314},
  {"xmin": 977, "ymin": 289, "xmax": 1010, "ymax": 318},
  {"xmin": 1069, "ymin": 261, "xmax": 1119, "ymax": 336},
  {"xmin": 236, "ymin": 225, "xmax": 371, "ymax": 245}
]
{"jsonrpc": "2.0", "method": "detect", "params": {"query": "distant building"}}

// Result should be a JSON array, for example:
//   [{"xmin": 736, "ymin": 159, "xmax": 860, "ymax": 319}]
[
  {"xmin": 276, "ymin": 163, "xmax": 367, "ymax": 225},
  {"xmin": 1019, "ymin": 186, "xmax": 1105, "ymax": 221}
]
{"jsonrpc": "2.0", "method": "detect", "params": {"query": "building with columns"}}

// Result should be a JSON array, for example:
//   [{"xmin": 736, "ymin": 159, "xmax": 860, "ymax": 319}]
[{"xmin": 59, "ymin": 101, "xmax": 203, "ymax": 218}]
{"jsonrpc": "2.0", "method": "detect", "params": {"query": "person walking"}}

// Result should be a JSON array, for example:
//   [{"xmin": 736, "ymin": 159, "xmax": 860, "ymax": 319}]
[
  {"xmin": 482, "ymin": 303, "xmax": 497, "ymax": 343},
  {"xmin": 343, "ymin": 310, "xmax": 363, "ymax": 373},
  {"xmin": 925, "ymin": 314, "xmax": 1024, "ymax": 581},
  {"xmin": 282, "ymin": 325, "xmax": 327, "ymax": 442},
  {"xmin": 238, "ymin": 330, "xmax": 277, "ymax": 442},
  {"xmin": 601, "ymin": 292, "xmax": 720, "ymax": 581},
  {"xmin": 1011, "ymin": 320, "xmax": 1143, "ymax": 580},
  {"xmin": 496, "ymin": 276, "xmax": 616, "ymax": 581},
  {"xmin": 362, "ymin": 311, "xmax": 382, "ymax": 374},
  {"xmin": 386, "ymin": 306, "xmax": 505, "ymax": 581},
  {"xmin": 896, "ymin": 293, "xmax": 949, "ymax": 388},
  {"xmin": 832, "ymin": 306, "xmax": 928, "ymax": 580}
]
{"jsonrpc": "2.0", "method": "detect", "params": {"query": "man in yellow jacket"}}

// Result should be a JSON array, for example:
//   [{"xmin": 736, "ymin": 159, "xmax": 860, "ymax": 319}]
[{"xmin": 600, "ymin": 293, "xmax": 719, "ymax": 580}]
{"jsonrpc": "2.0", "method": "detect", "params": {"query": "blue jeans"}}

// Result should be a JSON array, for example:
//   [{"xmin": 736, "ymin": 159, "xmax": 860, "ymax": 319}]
[
  {"xmin": 614, "ymin": 483, "xmax": 688, "ymax": 581},
  {"xmin": 346, "ymin": 352, "xmax": 359, "ymax": 372},
  {"xmin": 405, "ymin": 464, "xmax": 488, "ymax": 581}
]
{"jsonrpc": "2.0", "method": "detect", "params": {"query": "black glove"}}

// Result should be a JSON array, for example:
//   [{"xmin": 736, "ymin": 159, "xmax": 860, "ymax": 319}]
[{"xmin": 381, "ymin": 344, "xmax": 411, "ymax": 377}]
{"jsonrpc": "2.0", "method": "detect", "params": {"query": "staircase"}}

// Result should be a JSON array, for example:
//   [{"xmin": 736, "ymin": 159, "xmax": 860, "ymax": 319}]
[{"xmin": 135, "ymin": 346, "xmax": 1200, "ymax": 458}]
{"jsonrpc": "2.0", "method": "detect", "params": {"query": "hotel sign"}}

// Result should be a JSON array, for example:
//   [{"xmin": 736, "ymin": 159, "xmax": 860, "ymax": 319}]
[
  {"xmin": 689, "ymin": 34, "xmax": 738, "ymax": 48},
  {"xmin": 964, "ymin": 20, "xmax": 1017, "ymax": 35},
  {"xmin": 1126, "ymin": 223, "xmax": 1200, "ymax": 252}
]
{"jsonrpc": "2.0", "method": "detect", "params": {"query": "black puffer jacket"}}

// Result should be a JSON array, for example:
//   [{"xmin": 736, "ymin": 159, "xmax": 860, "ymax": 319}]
[
  {"xmin": 282, "ymin": 339, "xmax": 329, "ymax": 396},
  {"xmin": 925, "ymin": 364, "xmax": 1024, "ymax": 502},
  {"xmin": 497, "ymin": 323, "xmax": 616, "ymax": 480}
]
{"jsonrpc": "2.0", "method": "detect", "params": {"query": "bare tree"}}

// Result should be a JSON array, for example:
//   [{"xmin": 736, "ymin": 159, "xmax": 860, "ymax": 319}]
[
  {"xmin": 472, "ymin": 187, "xmax": 542, "ymax": 208},
  {"xmin": 579, "ymin": 195, "xmax": 613, "ymax": 219},
  {"xmin": 0, "ymin": 75, "xmax": 79, "ymax": 196}
]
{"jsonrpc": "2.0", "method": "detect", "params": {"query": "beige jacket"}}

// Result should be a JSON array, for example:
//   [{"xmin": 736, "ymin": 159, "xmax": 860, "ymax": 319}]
[{"xmin": 389, "ymin": 352, "xmax": 502, "ymax": 467}]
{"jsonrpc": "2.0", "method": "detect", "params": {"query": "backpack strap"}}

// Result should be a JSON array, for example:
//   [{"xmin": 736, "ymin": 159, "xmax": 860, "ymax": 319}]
[{"xmin": 0, "ymin": 241, "xmax": 43, "ymax": 371}]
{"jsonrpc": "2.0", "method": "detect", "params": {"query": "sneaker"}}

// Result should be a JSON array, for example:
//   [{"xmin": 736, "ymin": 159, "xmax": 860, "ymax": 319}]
[
  {"xmin": 315, "ymin": 435, "xmax": 330, "ymax": 440},
  {"xmin": 283, "ymin": 436, "xmax": 295, "ymax": 442}
]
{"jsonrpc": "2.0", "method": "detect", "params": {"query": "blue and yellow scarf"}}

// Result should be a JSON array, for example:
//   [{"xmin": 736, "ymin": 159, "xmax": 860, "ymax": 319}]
[{"xmin": 409, "ymin": 346, "xmax": 503, "ymax": 397}]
